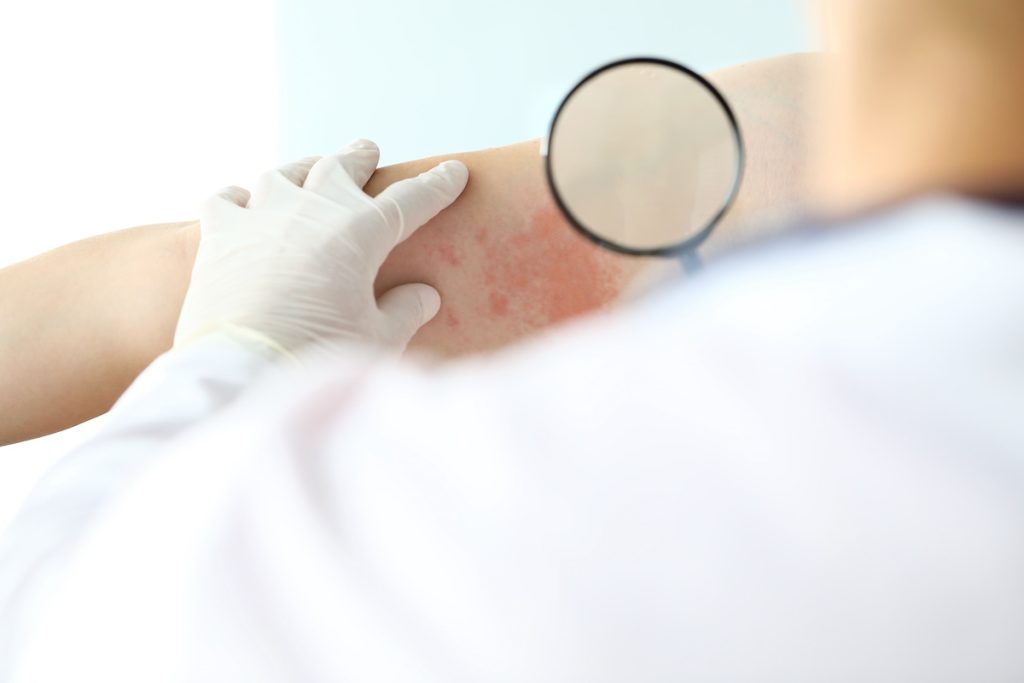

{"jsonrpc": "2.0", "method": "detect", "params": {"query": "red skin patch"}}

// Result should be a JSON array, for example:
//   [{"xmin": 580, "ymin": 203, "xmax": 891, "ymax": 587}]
[
  {"xmin": 488, "ymin": 292, "xmax": 509, "ymax": 317},
  {"xmin": 432, "ymin": 242, "xmax": 462, "ymax": 267},
  {"xmin": 481, "ymin": 204, "xmax": 623, "ymax": 325},
  {"xmin": 376, "ymin": 202, "xmax": 626, "ymax": 355}
]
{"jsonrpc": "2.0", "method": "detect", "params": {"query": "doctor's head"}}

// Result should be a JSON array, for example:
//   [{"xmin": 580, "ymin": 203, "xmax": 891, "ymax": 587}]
[{"xmin": 810, "ymin": 0, "xmax": 1024, "ymax": 214}]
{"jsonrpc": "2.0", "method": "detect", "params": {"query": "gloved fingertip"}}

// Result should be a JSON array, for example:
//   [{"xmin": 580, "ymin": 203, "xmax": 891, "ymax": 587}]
[
  {"xmin": 435, "ymin": 159, "xmax": 469, "ymax": 191},
  {"xmin": 349, "ymin": 138, "xmax": 379, "ymax": 152},
  {"xmin": 278, "ymin": 156, "xmax": 322, "ymax": 187},
  {"xmin": 423, "ymin": 286, "xmax": 442, "ymax": 322},
  {"xmin": 378, "ymin": 283, "xmax": 443, "ymax": 344},
  {"xmin": 215, "ymin": 185, "xmax": 251, "ymax": 208}
]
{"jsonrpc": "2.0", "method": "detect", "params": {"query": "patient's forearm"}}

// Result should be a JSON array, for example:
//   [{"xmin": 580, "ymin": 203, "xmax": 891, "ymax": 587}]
[
  {"xmin": 0, "ymin": 222, "xmax": 197, "ymax": 445},
  {"xmin": 0, "ymin": 52, "xmax": 816, "ymax": 445}
]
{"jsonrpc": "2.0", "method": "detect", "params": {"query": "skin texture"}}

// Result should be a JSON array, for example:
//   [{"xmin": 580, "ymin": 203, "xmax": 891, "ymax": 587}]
[
  {"xmin": 0, "ymin": 53, "xmax": 815, "ymax": 445},
  {"xmin": 367, "ymin": 140, "xmax": 664, "ymax": 357}
]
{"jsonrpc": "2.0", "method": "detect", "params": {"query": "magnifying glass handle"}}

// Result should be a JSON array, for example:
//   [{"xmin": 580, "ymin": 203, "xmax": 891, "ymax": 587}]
[{"xmin": 679, "ymin": 250, "xmax": 703, "ymax": 276}]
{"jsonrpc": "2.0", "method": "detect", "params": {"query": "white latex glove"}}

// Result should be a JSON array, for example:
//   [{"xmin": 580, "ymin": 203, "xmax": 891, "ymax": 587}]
[{"xmin": 174, "ymin": 139, "xmax": 469, "ymax": 360}]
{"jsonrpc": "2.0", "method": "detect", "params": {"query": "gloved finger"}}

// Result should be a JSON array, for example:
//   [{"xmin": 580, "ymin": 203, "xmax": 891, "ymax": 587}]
[
  {"xmin": 376, "ymin": 283, "xmax": 442, "ymax": 345},
  {"xmin": 370, "ymin": 160, "xmax": 469, "ymax": 247},
  {"xmin": 201, "ymin": 186, "xmax": 252, "ymax": 224},
  {"xmin": 303, "ymin": 139, "xmax": 381, "ymax": 205},
  {"xmin": 214, "ymin": 185, "xmax": 252, "ymax": 208},
  {"xmin": 278, "ymin": 155, "xmax": 322, "ymax": 187},
  {"xmin": 246, "ymin": 156, "xmax": 323, "ymax": 211}
]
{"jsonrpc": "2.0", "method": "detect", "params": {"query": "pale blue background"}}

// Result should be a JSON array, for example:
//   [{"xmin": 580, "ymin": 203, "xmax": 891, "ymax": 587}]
[{"xmin": 276, "ymin": 0, "xmax": 814, "ymax": 164}]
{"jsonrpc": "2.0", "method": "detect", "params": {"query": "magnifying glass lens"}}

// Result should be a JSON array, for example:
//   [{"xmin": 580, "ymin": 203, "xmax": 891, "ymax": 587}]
[{"xmin": 546, "ymin": 60, "xmax": 743, "ymax": 256}]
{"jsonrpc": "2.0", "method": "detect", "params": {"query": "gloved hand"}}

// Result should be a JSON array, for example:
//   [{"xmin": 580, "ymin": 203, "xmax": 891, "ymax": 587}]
[{"xmin": 174, "ymin": 139, "xmax": 469, "ymax": 360}]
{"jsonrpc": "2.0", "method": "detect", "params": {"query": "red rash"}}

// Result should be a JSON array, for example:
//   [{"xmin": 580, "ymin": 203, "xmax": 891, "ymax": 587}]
[
  {"xmin": 377, "ymin": 202, "xmax": 627, "ymax": 354},
  {"xmin": 489, "ymin": 292, "xmax": 509, "ymax": 317},
  {"xmin": 480, "ymin": 204, "xmax": 623, "ymax": 326},
  {"xmin": 433, "ymin": 243, "xmax": 462, "ymax": 267}
]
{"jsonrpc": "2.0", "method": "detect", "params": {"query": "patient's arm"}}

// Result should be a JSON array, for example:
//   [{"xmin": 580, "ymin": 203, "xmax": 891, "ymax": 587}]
[
  {"xmin": 0, "ymin": 222, "xmax": 199, "ymax": 445},
  {"xmin": 372, "ymin": 52, "xmax": 817, "ymax": 356},
  {"xmin": 368, "ymin": 140, "xmax": 670, "ymax": 357},
  {"xmin": 0, "ymin": 53, "xmax": 815, "ymax": 445},
  {"xmin": 0, "ymin": 148, "xmax": 644, "ymax": 445}
]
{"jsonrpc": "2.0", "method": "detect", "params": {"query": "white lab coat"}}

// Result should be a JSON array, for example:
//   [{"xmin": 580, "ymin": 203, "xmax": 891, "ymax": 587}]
[{"xmin": 2, "ymin": 196, "xmax": 1023, "ymax": 681}]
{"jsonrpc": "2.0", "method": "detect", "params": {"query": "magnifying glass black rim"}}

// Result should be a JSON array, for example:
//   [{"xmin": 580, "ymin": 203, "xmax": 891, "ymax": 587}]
[{"xmin": 544, "ymin": 56, "xmax": 746, "ymax": 259}]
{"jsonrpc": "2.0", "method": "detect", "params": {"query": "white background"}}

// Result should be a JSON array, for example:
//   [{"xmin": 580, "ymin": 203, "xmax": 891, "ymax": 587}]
[{"xmin": 0, "ymin": 0, "xmax": 812, "ymax": 532}]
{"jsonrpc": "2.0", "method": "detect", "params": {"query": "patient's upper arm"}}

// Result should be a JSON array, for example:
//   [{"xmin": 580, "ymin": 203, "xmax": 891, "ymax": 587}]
[
  {"xmin": 369, "ymin": 141, "xmax": 671, "ymax": 357},
  {"xmin": 368, "ymin": 53, "xmax": 816, "ymax": 357}
]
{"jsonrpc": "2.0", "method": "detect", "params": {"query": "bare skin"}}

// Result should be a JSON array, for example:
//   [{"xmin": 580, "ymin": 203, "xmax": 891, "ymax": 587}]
[
  {"xmin": 0, "ymin": 53, "xmax": 815, "ymax": 445},
  {"xmin": 370, "ymin": 141, "xmax": 665, "ymax": 356},
  {"xmin": 0, "ymin": 223, "xmax": 197, "ymax": 444}
]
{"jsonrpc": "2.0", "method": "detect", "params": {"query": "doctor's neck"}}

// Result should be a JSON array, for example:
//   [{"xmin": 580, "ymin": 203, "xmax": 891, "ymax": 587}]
[{"xmin": 811, "ymin": 0, "xmax": 1024, "ymax": 214}]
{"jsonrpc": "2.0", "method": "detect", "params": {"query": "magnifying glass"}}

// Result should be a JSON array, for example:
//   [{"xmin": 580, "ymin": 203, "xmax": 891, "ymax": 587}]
[{"xmin": 542, "ymin": 57, "xmax": 744, "ymax": 272}]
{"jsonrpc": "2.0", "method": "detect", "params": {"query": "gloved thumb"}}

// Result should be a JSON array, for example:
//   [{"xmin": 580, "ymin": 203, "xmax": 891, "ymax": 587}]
[{"xmin": 377, "ymin": 283, "xmax": 442, "ymax": 346}]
